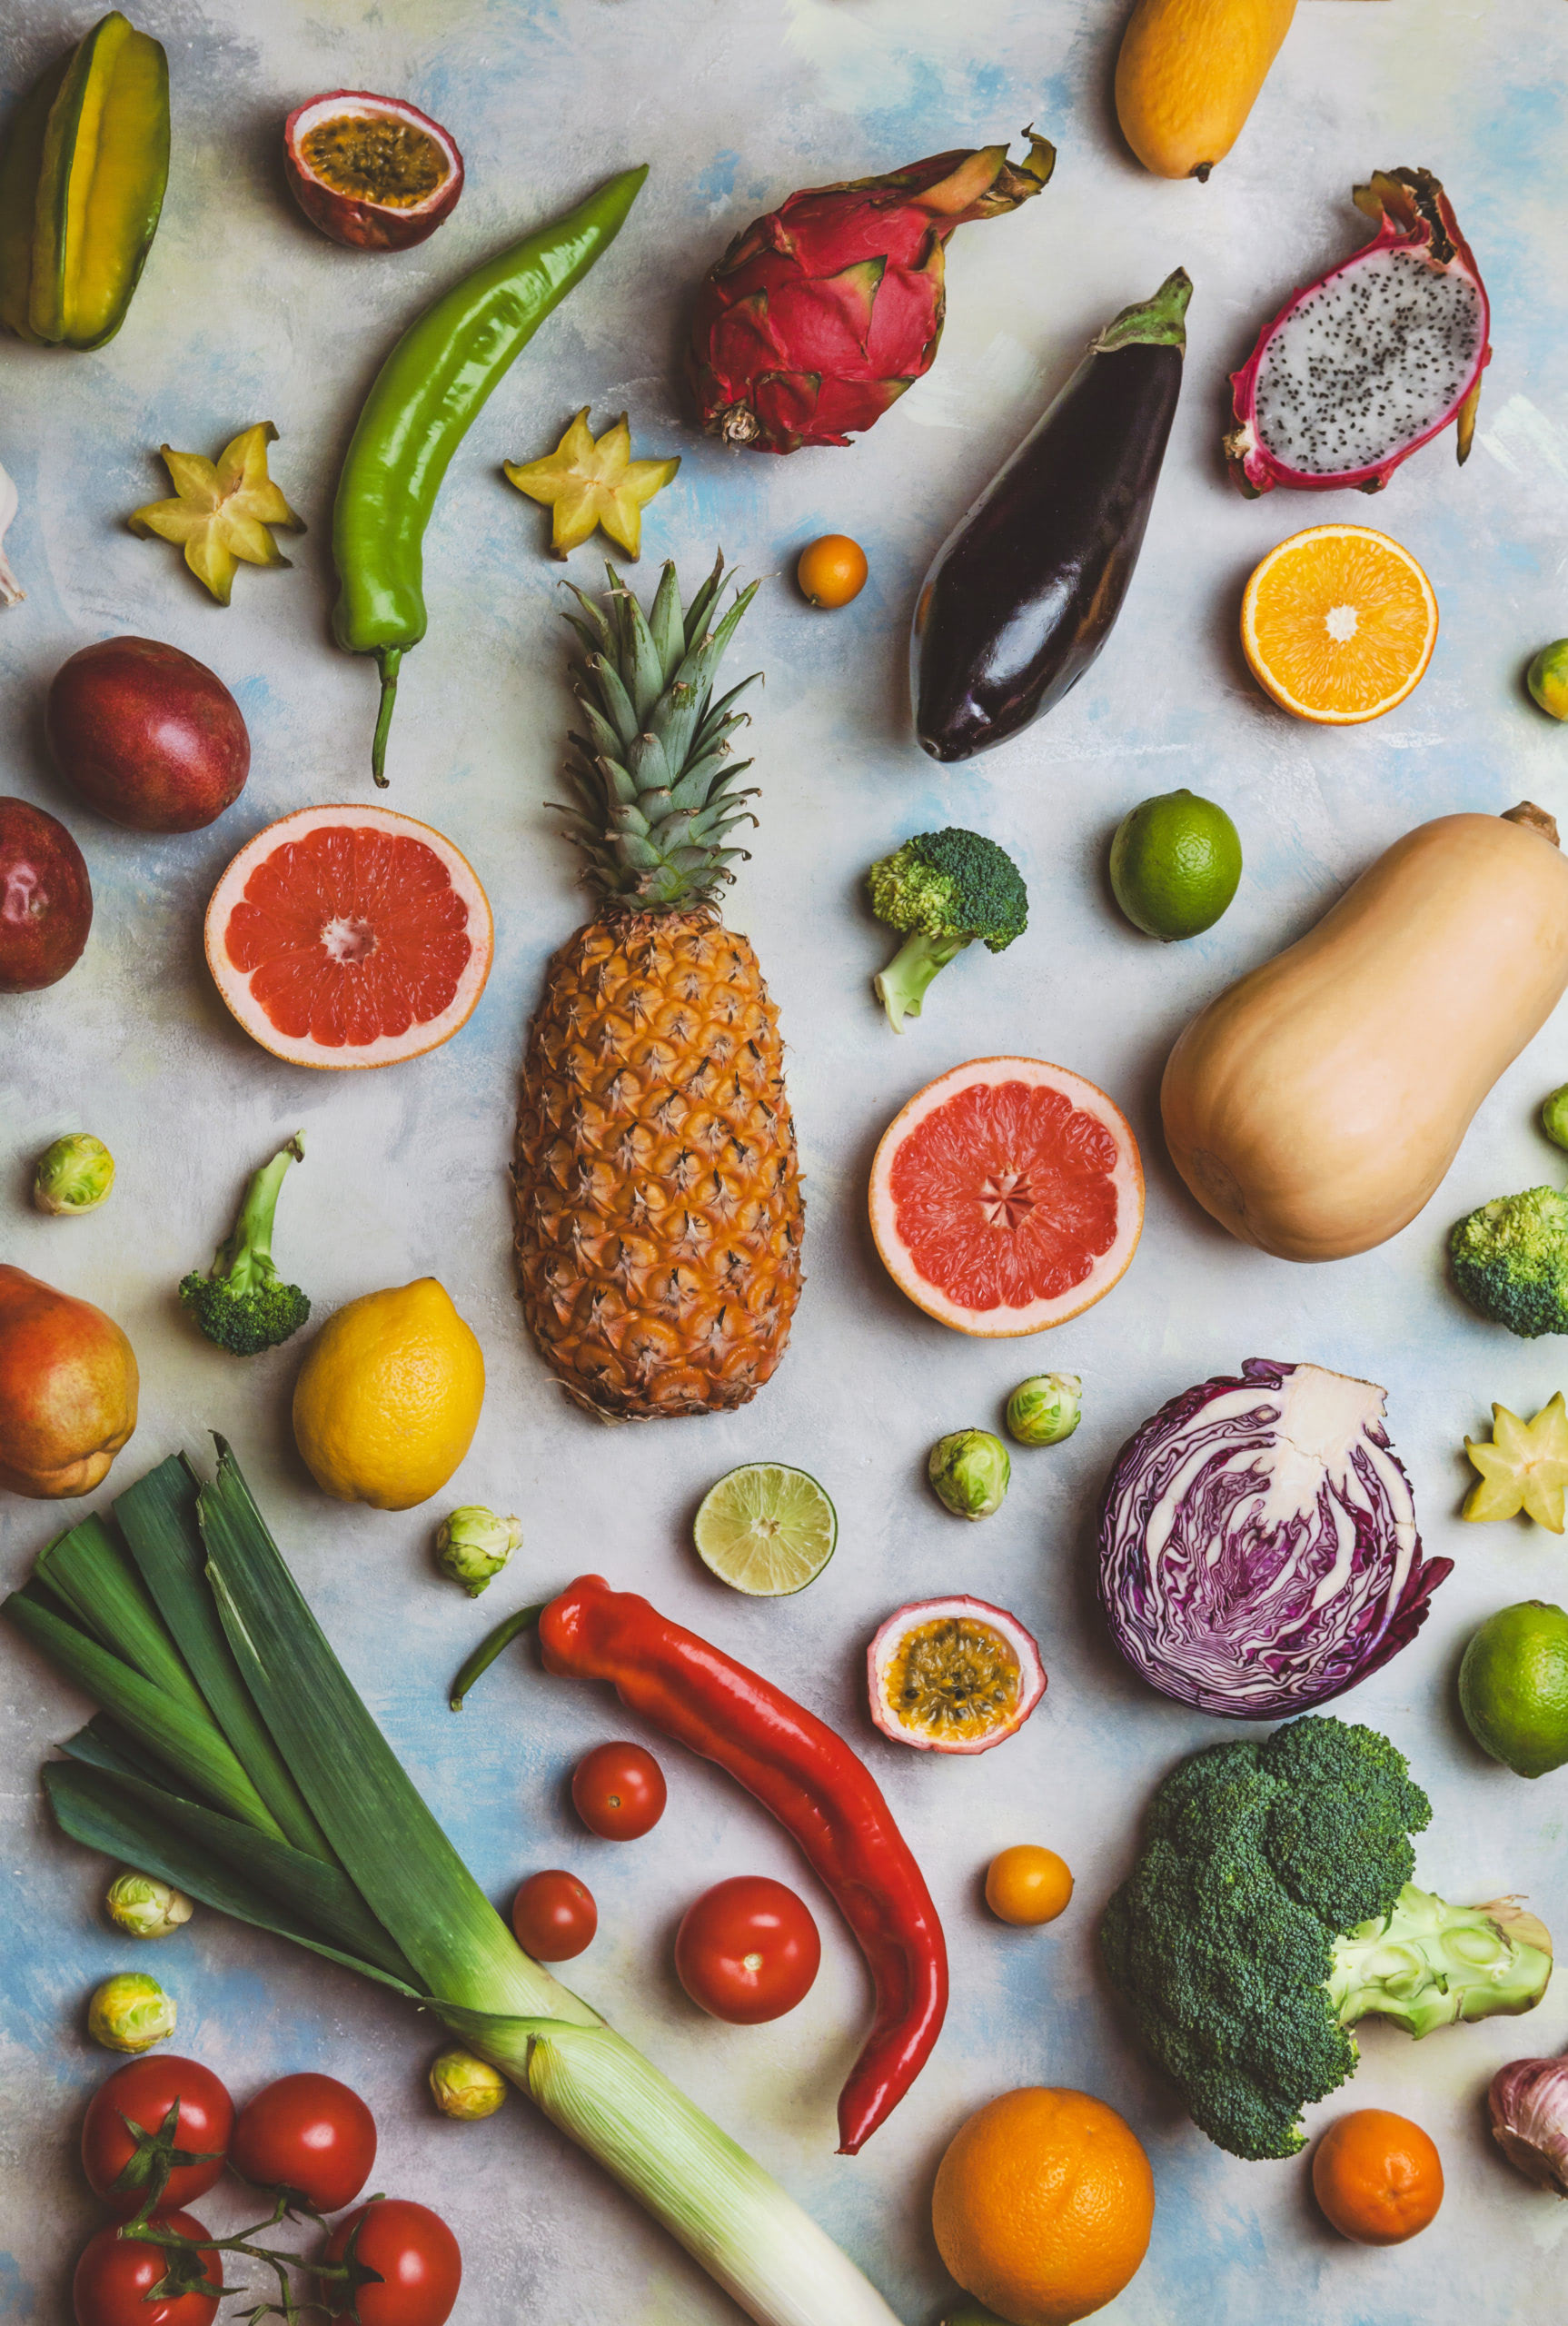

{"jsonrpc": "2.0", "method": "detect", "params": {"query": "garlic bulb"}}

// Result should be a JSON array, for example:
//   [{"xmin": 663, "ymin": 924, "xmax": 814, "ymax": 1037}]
[
  {"xmin": 0, "ymin": 459, "xmax": 23, "ymax": 604},
  {"xmin": 1489, "ymin": 2056, "xmax": 1568, "ymax": 2196}
]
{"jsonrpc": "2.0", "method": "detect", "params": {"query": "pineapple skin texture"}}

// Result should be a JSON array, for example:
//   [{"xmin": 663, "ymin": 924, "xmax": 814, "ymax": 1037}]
[{"xmin": 513, "ymin": 906, "xmax": 804, "ymax": 1419}]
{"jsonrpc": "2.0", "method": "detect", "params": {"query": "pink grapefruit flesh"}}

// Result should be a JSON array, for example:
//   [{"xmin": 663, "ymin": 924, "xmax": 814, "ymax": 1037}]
[
  {"xmin": 204, "ymin": 805, "xmax": 492, "ymax": 1069},
  {"xmin": 868, "ymin": 1057, "xmax": 1143, "ymax": 1335}
]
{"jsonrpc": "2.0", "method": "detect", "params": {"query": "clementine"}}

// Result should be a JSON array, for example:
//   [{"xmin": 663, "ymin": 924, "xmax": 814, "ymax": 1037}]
[
  {"xmin": 1311, "ymin": 2108, "xmax": 1444, "ymax": 2245},
  {"xmin": 932, "ymin": 2087, "xmax": 1154, "ymax": 2326}
]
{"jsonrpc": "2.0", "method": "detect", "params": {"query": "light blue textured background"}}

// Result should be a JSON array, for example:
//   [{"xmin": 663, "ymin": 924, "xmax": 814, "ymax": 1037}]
[{"xmin": 4, "ymin": 2, "xmax": 1568, "ymax": 2321}]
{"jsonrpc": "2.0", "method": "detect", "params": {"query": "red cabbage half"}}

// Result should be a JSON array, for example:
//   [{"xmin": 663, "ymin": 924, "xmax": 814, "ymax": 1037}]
[{"xmin": 1097, "ymin": 1357, "xmax": 1451, "ymax": 1718}]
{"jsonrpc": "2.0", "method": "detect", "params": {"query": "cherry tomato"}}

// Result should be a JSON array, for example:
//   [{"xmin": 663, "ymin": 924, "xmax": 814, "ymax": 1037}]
[
  {"xmin": 985, "ymin": 1844, "xmax": 1075, "ymax": 1927},
  {"xmin": 511, "ymin": 1868, "xmax": 598, "ymax": 1961},
  {"xmin": 322, "ymin": 2199, "xmax": 461, "ymax": 2326},
  {"xmin": 82, "ymin": 2055, "xmax": 234, "ymax": 2219},
  {"xmin": 675, "ymin": 1875, "xmax": 821, "ymax": 2024},
  {"xmin": 74, "ymin": 2211, "xmax": 221, "ymax": 2326},
  {"xmin": 230, "ymin": 2073, "xmax": 376, "ymax": 2212},
  {"xmin": 571, "ymin": 1741, "xmax": 666, "ymax": 1840},
  {"xmin": 796, "ymin": 533, "xmax": 868, "ymax": 610}
]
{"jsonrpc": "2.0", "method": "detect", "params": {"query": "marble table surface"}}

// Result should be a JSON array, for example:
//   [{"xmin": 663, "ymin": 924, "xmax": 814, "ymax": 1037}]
[{"xmin": 3, "ymin": 2, "xmax": 1567, "ymax": 2321}]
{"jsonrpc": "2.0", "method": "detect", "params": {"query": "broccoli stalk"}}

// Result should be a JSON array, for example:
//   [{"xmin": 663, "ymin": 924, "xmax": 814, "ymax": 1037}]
[
  {"xmin": 179, "ymin": 1135, "xmax": 311, "ymax": 1356},
  {"xmin": 1450, "ymin": 1185, "xmax": 1568, "ymax": 1337},
  {"xmin": 1099, "ymin": 1715, "xmax": 1553, "ymax": 2161},
  {"xmin": 867, "ymin": 827, "xmax": 1027, "ymax": 1032},
  {"xmin": 1327, "ymin": 1886, "xmax": 1553, "ymax": 2036}
]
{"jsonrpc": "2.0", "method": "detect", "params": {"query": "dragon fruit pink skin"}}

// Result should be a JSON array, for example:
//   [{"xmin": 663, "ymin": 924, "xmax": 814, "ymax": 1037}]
[
  {"xmin": 1226, "ymin": 167, "xmax": 1491, "ymax": 497},
  {"xmin": 687, "ymin": 134, "xmax": 1055, "ymax": 454}
]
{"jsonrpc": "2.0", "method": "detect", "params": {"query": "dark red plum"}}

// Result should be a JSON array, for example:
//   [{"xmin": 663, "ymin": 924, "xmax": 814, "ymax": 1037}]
[
  {"xmin": 0, "ymin": 797, "xmax": 93, "ymax": 992},
  {"xmin": 46, "ymin": 636, "xmax": 250, "ymax": 833}
]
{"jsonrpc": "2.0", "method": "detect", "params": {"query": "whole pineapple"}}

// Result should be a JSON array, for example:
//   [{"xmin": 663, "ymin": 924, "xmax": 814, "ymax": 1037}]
[{"xmin": 513, "ymin": 554, "xmax": 804, "ymax": 1419}]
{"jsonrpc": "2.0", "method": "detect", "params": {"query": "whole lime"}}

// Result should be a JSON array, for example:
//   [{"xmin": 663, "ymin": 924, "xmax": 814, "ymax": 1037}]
[
  {"xmin": 1458, "ymin": 1600, "xmax": 1568, "ymax": 1778},
  {"xmin": 1527, "ymin": 639, "xmax": 1568, "ymax": 721},
  {"xmin": 1110, "ymin": 789, "xmax": 1242, "ymax": 941}
]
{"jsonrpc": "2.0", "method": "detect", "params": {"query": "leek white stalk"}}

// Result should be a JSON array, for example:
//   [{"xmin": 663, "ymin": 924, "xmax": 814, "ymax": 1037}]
[
  {"xmin": 0, "ymin": 460, "xmax": 23, "ymax": 603},
  {"xmin": 5, "ymin": 1446, "xmax": 908, "ymax": 2326}
]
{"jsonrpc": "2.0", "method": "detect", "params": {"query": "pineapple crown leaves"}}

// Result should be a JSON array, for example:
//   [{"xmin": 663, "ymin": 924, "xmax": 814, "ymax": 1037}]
[{"xmin": 552, "ymin": 551, "xmax": 764, "ymax": 910}]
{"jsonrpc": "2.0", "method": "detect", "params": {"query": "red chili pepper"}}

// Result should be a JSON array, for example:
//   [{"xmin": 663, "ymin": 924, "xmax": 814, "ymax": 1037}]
[{"xmin": 538, "ymin": 1573, "xmax": 948, "ymax": 2155}]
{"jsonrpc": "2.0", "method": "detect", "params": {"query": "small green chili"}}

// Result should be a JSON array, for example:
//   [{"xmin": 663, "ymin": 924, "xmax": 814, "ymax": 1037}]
[{"xmin": 332, "ymin": 163, "xmax": 648, "ymax": 785}]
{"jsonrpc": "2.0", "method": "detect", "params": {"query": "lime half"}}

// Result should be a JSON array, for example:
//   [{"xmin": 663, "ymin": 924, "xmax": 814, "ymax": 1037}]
[{"xmin": 694, "ymin": 1464, "xmax": 838, "ymax": 1596}]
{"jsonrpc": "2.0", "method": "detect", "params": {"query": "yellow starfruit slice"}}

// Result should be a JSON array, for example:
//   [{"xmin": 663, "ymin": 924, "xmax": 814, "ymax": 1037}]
[
  {"xmin": 129, "ymin": 422, "xmax": 304, "ymax": 605},
  {"xmin": 504, "ymin": 408, "xmax": 680, "ymax": 560},
  {"xmin": 1463, "ymin": 1392, "xmax": 1568, "ymax": 1533}
]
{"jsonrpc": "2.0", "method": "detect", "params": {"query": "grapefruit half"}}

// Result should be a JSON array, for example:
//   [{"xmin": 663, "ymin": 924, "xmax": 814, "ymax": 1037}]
[
  {"xmin": 868, "ymin": 1057, "xmax": 1143, "ymax": 1336},
  {"xmin": 204, "ymin": 805, "xmax": 492, "ymax": 1069}
]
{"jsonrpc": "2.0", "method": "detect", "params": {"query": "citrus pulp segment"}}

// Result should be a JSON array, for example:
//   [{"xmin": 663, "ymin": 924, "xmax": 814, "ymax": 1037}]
[
  {"xmin": 693, "ymin": 1463, "xmax": 838, "ymax": 1595},
  {"xmin": 1241, "ymin": 526, "xmax": 1438, "ymax": 724},
  {"xmin": 204, "ymin": 804, "xmax": 493, "ymax": 1068},
  {"xmin": 868, "ymin": 1059, "xmax": 1143, "ymax": 1336}
]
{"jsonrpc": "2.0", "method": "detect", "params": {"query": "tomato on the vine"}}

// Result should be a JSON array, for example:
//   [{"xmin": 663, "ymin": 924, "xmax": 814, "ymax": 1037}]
[
  {"xmin": 571, "ymin": 1740, "xmax": 666, "ymax": 1840},
  {"xmin": 73, "ymin": 2211, "xmax": 221, "ymax": 2326},
  {"xmin": 322, "ymin": 2199, "xmax": 461, "ymax": 2326},
  {"xmin": 230, "ymin": 2073, "xmax": 376, "ymax": 2213},
  {"xmin": 675, "ymin": 1875, "xmax": 821, "ymax": 2024},
  {"xmin": 81, "ymin": 2055, "xmax": 234, "ymax": 2219},
  {"xmin": 511, "ymin": 1868, "xmax": 597, "ymax": 1961}
]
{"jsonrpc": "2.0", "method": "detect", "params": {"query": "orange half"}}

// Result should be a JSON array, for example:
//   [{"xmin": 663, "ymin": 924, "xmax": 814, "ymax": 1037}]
[{"xmin": 1241, "ymin": 525, "xmax": 1438, "ymax": 725}]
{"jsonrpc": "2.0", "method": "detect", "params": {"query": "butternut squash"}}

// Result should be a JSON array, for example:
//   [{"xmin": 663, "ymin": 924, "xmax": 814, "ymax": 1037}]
[
  {"xmin": 1160, "ymin": 806, "xmax": 1568, "ymax": 1261},
  {"xmin": 1115, "ymin": 0, "xmax": 1297, "ymax": 181}
]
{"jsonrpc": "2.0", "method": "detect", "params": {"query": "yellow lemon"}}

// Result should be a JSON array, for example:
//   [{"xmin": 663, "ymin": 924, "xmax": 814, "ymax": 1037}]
[{"xmin": 292, "ymin": 1278, "xmax": 484, "ymax": 1510}]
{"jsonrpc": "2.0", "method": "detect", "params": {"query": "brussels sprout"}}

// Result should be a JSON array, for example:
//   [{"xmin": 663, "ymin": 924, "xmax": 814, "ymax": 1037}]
[
  {"xmin": 429, "ymin": 2046, "xmax": 507, "ymax": 2120},
  {"xmin": 1543, "ymin": 1085, "xmax": 1568, "ymax": 1154},
  {"xmin": 88, "ymin": 1972, "xmax": 176, "ymax": 2053},
  {"xmin": 105, "ymin": 1873, "xmax": 194, "ymax": 1940},
  {"xmin": 928, "ymin": 1429, "xmax": 1010, "ymax": 1521},
  {"xmin": 435, "ymin": 1506, "xmax": 521, "ymax": 1596},
  {"xmin": 1006, "ymin": 1372, "xmax": 1082, "ymax": 1447},
  {"xmin": 34, "ymin": 1132, "xmax": 114, "ymax": 1215}
]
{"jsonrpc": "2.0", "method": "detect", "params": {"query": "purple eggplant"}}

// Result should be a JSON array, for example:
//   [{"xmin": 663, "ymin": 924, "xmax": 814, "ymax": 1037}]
[{"xmin": 911, "ymin": 268, "xmax": 1191, "ymax": 763}]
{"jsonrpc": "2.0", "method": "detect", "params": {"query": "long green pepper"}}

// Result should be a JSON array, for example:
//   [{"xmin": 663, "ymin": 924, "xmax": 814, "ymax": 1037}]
[{"xmin": 332, "ymin": 163, "xmax": 648, "ymax": 785}]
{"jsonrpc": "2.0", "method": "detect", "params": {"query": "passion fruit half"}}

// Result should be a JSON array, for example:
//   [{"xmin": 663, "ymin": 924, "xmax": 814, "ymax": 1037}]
[
  {"xmin": 868, "ymin": 1595, "xmax": 1046, "ymax": 1754},
  {"xmin": 283, "ymin": 92, "xmax": 463, "ymax": 251}
]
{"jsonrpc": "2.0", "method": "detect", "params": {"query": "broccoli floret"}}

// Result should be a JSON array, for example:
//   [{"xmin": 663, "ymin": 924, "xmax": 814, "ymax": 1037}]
[
  {"xmin": 179, "ymin": 1135, "xmax": 311, "ymax": 1357},
  {"xmin": 1450, "ymin": 1186, "xmax": 1568, "ymax": 1337},
  {"xmin": 1099, "ymin": 1715, "xmax": 1553, "ymax": 2161},
  {"xmin": 867, "ymin": 827, "xmax": 1027, "ymax": 1032}
]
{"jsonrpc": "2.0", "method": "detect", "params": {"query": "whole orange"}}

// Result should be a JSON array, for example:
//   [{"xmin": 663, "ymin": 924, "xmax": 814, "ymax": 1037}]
[
  {"xmin": 1311, "ymin": 2109, "xmax": 1444, "ymax": 2245},
  {"xmin": 797, "ymin": 533, "xmax": 868, "ymax": 609},
  {"xmin": 932, "ymin": 2087, "xmax": 1154, "ymax": 2326},
  {"xmin": 986, "ymin": 1846, "xmax": 1074, "ymax": 1927}
]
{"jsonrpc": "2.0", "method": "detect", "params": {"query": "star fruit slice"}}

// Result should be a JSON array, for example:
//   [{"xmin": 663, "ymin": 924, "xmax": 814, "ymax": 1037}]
[
  {"xmin": 503, "ymin": 407, "xmax": 679, "ymax": 560},
  {"xmin": 129, "ymin": 421, "xmax": 303, "ymax": 604},
  {"xmin": 1464, "ymin": 1392, "xmax": 1568, "ymax": 1533}
]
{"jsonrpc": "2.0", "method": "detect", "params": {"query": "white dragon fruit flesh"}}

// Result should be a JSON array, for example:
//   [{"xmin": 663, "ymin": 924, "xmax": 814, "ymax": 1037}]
[{"xmin": 1226, "ymin": 167, "xmax": 1490, "ymax": 496}]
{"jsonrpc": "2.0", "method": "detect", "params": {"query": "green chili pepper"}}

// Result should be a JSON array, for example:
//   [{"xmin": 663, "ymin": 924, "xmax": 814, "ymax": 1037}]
[{"xmin": 331, "ymin": 163, "xmax": 648, "ymax": 786}]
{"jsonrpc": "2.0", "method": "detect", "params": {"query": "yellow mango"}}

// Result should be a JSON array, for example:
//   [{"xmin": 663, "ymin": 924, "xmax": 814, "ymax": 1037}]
[{"xmin": 1116, "ymin": 0, "xmax": 1297, "ymax": 181}]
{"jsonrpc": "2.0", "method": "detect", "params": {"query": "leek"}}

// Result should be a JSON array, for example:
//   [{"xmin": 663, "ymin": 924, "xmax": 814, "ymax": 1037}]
[{"xmin": 4, "ymin": 1446, "xmax": 905, "ymax": 2326}]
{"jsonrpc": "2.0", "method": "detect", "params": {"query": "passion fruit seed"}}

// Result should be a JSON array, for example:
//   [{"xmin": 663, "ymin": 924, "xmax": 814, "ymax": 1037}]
[
  {"xmin": 888, "ymin": 1615, "xmax": 1021, "ymax": 1742},
  {"xmin": 301, "ymin": 114, "xmax": 449, "ymax": 206}
]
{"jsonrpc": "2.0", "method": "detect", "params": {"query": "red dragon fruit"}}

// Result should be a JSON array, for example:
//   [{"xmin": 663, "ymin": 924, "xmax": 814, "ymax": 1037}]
[
  {"xmin": 686, "ymin": 133, "xmax": 1055, "ymax": 454},
  {"xmin": 1226, "ymin": 167, "xmax": 1490, "ymax": 497}
]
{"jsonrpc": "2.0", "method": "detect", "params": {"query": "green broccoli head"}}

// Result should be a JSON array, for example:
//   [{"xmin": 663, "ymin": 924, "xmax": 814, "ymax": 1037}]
[
  {"xmin": 866, "ymin": 828, "xmax": 1027, "ymax": 1032},
  {"xmin": 1450, "ymin": 1186, "xmax": 1568, "ymax": 1337},
  {"xmin": 1102, "ymin": 1715, "xmax": 1527, "ymax": 2162},
  {"xmin": 180, "ymin": 1136, "xmax": 310, "ymax": 1357}
]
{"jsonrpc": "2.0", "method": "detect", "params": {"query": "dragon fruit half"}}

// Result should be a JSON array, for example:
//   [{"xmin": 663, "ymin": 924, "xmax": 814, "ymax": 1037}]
[
  {"xmin": 686, "ymin": 133, "xmax": 1055, "ymax": 454},
  {"xmin": 1225, "ymin": 167, "xmax": 1490, "ymax": 497}
]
